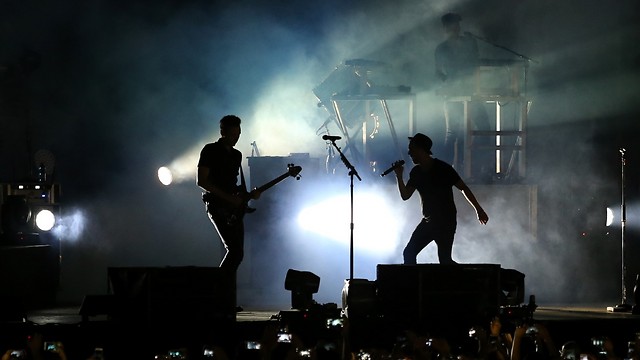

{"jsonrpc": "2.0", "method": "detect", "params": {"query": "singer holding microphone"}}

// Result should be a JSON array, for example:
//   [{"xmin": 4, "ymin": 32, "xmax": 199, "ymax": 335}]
[{"xmin": 393, "ymin": 133, "xmax": 488, "ymax": 264}]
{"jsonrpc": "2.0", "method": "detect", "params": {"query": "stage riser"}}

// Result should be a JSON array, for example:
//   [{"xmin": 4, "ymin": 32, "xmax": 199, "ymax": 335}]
[
  {"xmin": 106, "ymin": 267, "xmax": 236, "ymax": 325},
  {"xmin": 376, "ymin": 264, "xmax": 502, "ymax": 327},
  {"xmin": 0, "ymin": 245, "xmax": 59, "ymax": 311}
]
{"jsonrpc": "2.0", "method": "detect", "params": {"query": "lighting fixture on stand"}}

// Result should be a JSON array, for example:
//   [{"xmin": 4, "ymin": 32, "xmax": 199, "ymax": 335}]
[{"xmin": 607, "ymin": 148, "xmax": 632, "ymax": 313}]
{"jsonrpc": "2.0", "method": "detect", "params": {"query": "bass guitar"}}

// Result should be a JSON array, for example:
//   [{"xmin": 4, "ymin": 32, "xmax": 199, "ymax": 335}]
[{"xmin": 203, "ymin": 163, "xmax": 302, "ymax": 225}]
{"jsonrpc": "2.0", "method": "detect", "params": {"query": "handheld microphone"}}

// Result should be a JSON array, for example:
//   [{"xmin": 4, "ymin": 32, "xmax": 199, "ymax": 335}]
[
  {"xmin": 322, "ymin": 135, "xmax": 342, "ymax": 141},
  {"xmin": 380, "ymin": 160, "xmax": 405, "ymax": 177}
]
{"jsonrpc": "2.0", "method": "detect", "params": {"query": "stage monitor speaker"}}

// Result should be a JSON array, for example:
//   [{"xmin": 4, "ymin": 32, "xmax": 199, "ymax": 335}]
[
  {"xmin": 341, "ymin": 278, "xmax": 377, "ymax": 319},
  {"xmin": 500, "ymin": 268, "xmax": 525, "ymax": 306},
  {"xmin": 376, "ymin": 264, "xmax": 501, "ymax": 328},
  {"xmin": 107, "ymin": 266, "xmax": 235, "ymax": 325},
  {"xmin": 0, "ymin": 244, "xmax": 58, "ymax": 309}
]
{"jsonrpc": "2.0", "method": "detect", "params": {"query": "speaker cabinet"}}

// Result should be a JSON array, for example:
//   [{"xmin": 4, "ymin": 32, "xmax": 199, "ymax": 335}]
[
  {"xmin": 376, "ymin": 264, "xmax": 501, "ymax": 327},
  {"xmin": 107, "ymin": 267, "xmax": 235, "ymax": 325},
  {"xmin": 0, "ymin": 244, "xmax": 59, "ymax": 310},
  {"xmin": 500, "ymin": 268, "xmax": 525, "ymax": 306},
  {"xmin": 341, "ymin": 278, "xmax": 378, "ymax": 319}
]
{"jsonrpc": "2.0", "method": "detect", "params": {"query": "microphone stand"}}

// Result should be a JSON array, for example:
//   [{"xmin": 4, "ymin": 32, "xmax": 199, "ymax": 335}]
[
  {"xmin": 466, "ymin": 32, "xmax": 537, "ymax": 64},
  {"xmin": 608, "ymin": 148, "xmax": 632, "ymax": 312},
  {"xmin": 327, "ymin": 138, "xmax": 361, "ymax": 281}
]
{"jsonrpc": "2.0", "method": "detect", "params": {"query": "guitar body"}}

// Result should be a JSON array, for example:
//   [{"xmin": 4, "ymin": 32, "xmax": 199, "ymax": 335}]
[
  {"xmin": 203, "ymin": 164, "xmax": 302, "ymax": 226},
  {"xmin": 203, "ymin": 189, "xmax": 255, "ymax": 226}
]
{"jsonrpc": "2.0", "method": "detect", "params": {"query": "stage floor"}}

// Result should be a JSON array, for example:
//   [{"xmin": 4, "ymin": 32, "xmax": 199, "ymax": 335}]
[
  {"xmin": 19, "ymin": 305, "xmax": 281, "ymax": 325},
  {"xmin": 534, "ymin": 305, "xmax": 639, "ymax": 321},
  {"xmin": 19, "ymin": 304, "xmax": 638, "ymax": 325}
]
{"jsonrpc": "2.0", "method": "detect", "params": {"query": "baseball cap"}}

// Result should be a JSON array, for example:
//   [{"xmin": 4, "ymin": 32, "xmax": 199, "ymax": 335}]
[{"xmin": 408, "ymin": 133, "xmax": 433, "ymax": 154}]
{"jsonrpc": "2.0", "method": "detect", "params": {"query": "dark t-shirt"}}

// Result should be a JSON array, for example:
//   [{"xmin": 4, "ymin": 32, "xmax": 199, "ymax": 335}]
[
  {"xmin": 406, "ymin": 158, "xmax": 461, "ymax": 226},
  {"xmin": 434, "ymin": 36, "xmax": 479, "ymax": 92},
  {"xmin": 197, "ymin": 141, "xmax": 242, "ymax": 195}
]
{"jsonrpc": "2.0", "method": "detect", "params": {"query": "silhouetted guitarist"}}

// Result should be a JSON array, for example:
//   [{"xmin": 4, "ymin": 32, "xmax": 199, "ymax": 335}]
[
  {"xmin": 197, "ymin": 115, "xmax": 261, "ymax": 272},
  {"xmin": 197, "ymin": 115, "xmax": 302, "ymax": 273}
]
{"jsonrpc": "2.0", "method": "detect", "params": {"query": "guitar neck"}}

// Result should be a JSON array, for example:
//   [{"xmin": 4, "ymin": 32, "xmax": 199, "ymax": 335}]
[{"xmin": 255, "ymin": 173, "xmax": 291, "ymax": 193}]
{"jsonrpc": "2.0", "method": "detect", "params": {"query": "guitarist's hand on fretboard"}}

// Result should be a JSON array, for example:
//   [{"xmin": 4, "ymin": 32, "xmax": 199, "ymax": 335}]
[
  {"xmin": 204, "ymin": 164, "xmax": 301, "ymax": 226},
  {"xmin": 248, "ymin": 188, "xmax": 261, "ymax": 200}
]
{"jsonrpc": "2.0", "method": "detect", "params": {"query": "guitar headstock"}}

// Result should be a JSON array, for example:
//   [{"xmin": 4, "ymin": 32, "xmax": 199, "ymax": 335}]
[{"xmin": 287, "ymin": 163, "xmax": 302, "ymax": 180}]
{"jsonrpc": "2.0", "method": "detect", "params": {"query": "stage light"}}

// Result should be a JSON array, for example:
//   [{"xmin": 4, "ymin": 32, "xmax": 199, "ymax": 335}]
[
  {"xmin": 606, "ymin": 207, "xmax": 614, "ymax": 227},
  {"xmin": 35, "ymin": 209, "xmax": 56, "ymax": 231},
  {"xmin": 296, "ymin": 190, "xmax": 402, "ymax": 254},
  {"xmin": 284, "ymin": 269, "xmax": 320, "ymax": 310},
  {"xmin": 161, "ymin": 148, "xmax": 201, "ymax": 185},
  {"xmin": 1, "ymin": 184, "xmax": 61, "ymax": 242},
  {"xmin": 158, "ymin": 166, "xmax": 173, "ymax": 186}
]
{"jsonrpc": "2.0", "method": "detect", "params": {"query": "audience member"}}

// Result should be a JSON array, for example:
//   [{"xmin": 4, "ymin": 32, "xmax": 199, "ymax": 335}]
[
  {"xmin": 5, "ymin": 309, "xmax": 640, "ymax": 360},
  {"xmin": 511, "ymin": 323, "xmax": 560, "ymax": 360}
]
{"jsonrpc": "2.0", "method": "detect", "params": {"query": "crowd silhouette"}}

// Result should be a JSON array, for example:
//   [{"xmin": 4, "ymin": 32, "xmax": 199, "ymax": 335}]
[{"xmin": 1, "ymin": 309, "xmax": 639, "ymax": 360}]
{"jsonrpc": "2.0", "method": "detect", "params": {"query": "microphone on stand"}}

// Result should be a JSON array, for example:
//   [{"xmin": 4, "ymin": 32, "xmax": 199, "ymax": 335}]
[
  {"xmin": 380, "ymin": 160, "xmax": 405, "ymax": 177},
  {"xmin": 464, "ymin": 31, "xmax": 487, "ymax": 42},
  {"xmin": 464, "ymin": 31, "xmax": 490, "ymax": 43},
  {"xmin": 322, "ymin": 135, "xmax": 342, "ymax": 141}
]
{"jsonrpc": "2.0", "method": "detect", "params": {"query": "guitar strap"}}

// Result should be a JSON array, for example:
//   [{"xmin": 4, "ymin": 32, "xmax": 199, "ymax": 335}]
[
  {"xmin": 239, "ymin": 165, "xmax": 257, "ymax": 216},
  {"xmin": 240, "ymin": 166, "xmax": 248, "ymax": 193}
]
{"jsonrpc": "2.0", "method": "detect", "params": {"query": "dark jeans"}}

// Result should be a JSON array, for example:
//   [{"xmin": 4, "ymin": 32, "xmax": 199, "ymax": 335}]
[
  {"xmin": 207, "ymin": 208, "xmax": 245, "ymax": 272},
  {"xmin": 403, "ymin": 217, "xmax": 457, "ymax": 265}
]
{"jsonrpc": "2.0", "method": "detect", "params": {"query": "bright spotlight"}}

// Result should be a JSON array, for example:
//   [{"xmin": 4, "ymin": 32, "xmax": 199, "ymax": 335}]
[
  {"xmin": 35, "ymin": 209, "xmax": 56, "ymax": 231},
  {"xmin": 297, "ymin": 190, "xmax": 402, "ymax": 254},
  {"xmin": 158, "ymin": 166, "xmax": 173, "ymax": 186},
  {"xmin": 606, "ymin": 207, "xmax": 614, "ymax": 227}
]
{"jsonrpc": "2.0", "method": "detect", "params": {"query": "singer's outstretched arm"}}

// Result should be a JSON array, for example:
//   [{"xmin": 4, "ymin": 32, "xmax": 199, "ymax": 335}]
[
  {"xmin": 394, "ymin": 165, "xmax": 415, "ymax": 201},
  {"xmin": 455, "ymin": 179, "xmax": 489, "ymax": 224}
]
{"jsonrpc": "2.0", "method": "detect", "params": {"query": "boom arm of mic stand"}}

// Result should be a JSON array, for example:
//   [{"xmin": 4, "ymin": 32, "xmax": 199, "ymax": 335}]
[
  {"xmin": 471, "ymin": 33, "xmax": 538, "ymax": 64},
  {"xmin": 329, "ymin": 140, "xmax": 362, "ymax": 181}
]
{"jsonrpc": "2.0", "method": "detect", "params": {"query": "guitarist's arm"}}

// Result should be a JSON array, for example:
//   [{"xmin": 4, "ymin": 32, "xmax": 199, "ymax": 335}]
[
  {"xmin": 248, "ymin": 188, "xmax": 261, "ymax": 200},
  {"xmin": 197, "ymin": 166, "xmax": 243, "ymax": 208},
  {"xmin": 196, "ymin": 166, "xmax": 260, "ymax": 208}
]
